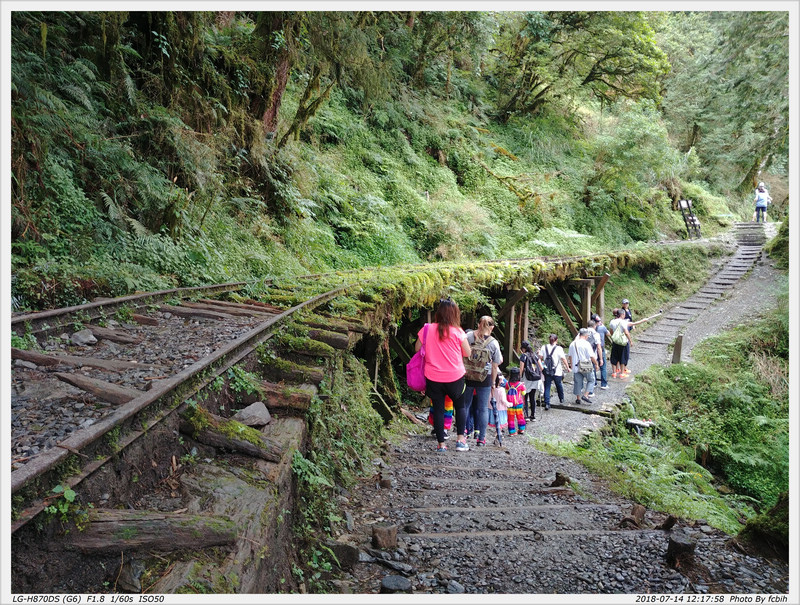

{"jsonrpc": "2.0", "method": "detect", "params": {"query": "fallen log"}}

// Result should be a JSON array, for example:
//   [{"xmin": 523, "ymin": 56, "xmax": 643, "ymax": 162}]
[
  {"xmin": 259, "ymin": 358, "xmax": 326, "ymax": 386},
  {"xmin": 12, "ymin": 348, "xmax": 160, "ymax": 372},
  {"xmin": 59, "ymin": 508, "xmax": 238, "ymax": 554},
  {"xmin": 179, "ymin": 410, "xmax": 284, "ymax": 462},
  {"xmin": 88, "ymin": 325, "xmax": 140, "ymax": 344},
  {"xmin": 54, "ymin": 373, "xmax": 142, "ymax": 405}
]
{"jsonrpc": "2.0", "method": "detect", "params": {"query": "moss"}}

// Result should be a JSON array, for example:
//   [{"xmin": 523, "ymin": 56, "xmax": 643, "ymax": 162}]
[{"xmin": 736, "ymin": 492, "xmax": 789, "ymax": 560}]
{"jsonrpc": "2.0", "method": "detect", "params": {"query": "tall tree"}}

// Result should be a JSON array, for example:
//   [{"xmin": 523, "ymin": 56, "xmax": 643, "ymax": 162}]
[{"xmin": 491, "ymin": 11, "xmax": 670, "ymax": 122}]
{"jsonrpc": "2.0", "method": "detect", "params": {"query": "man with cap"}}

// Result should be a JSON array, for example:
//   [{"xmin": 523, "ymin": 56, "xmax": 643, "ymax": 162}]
[{"xmin": 568, "ymin": 328, "xmax": 598, "ymax": 405}]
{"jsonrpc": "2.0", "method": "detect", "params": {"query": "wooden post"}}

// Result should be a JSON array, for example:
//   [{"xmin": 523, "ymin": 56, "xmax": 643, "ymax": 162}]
[
  {"xmin": 504, "ymin": 304, "xmax": 516, "ymax": 370},
  {"xmin": 580, "ymin": 281, "xmax": 592, "ymax": 328},
  {"xmin": 591, "ymin": 273, "xmax": 610, "ymax": 319},
  {"xmin": 672, "ymin": 334, "xmax": 683, "ymax": 364},
  {"xmin": 522, "ymin": 300, "xmax": 530, "ymax": 344}
]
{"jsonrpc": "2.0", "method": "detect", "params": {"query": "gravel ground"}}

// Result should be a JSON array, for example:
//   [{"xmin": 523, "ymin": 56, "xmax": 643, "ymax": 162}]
[{"xmin": 333, "ymin": 224, "xmax": 790, "ymax": 596}]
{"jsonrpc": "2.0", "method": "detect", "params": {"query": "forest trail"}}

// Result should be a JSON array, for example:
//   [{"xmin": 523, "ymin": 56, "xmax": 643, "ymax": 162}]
[{"xmin": 333, "ymin": 222, "xmax": 788, "ymax": 595}]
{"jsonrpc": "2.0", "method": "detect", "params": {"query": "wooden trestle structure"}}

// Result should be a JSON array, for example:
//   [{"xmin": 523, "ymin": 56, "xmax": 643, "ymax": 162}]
[{"xmin": 389, "ymin": 273, "xmax": 610, "ymax": 372}]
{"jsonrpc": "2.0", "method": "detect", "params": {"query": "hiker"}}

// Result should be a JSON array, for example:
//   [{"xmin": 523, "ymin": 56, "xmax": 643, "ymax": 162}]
[
  {"xmin": 488, "ymin": 372, "xmax": 509, "ymax": 437},
  {"xmin": 568, "ymin": 328, "xmax": 599, "ymax": 405},
  {"xmin": 621, "ymin": 298, "xmax": 634, "ymax": 370},
  {"xmin": 592, "ymin": 314, "xmax": 610, "ymax": 390},
  {"xmin": 585, "ymin": 320, "xmax": 603, "ymax": 397},
  {"xmin": 753, "ymin": 182, "xmax": 772, "ymax": 223},
  {"xmin": 519, "ymin": 340, "xmax": 542, "ymax": 421},
  {"xmin": 415, "ymin": 298, "xmax": 471, "ymax": 452},
  {"xmin": 463, "ymin": 315, "xmax": 502, "ymax": 447},
  {"xmin": 538, "ymin": 334, "xmax": 570, "ymax": 410},
  {"xmin": 505, "ymin": 367, "xmax": 527, "ymax": 435},
  {"xmin": 608, "ymin": 308, "xmax": 632, "ymax": 378}
]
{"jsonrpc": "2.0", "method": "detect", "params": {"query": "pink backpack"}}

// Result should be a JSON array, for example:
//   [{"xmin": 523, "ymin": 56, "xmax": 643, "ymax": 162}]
[{"xmin": 406, "ymin": 324, "xmax": 429, "ymax": 392}]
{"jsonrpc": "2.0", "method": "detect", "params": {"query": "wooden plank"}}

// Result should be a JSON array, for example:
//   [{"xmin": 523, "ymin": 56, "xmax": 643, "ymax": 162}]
[
  {"xmin": 61, "ymin": 509, "xmax": 238, "ymax": 554},
  {"xmin": 88, "ymin": 326, "xmax": 140, "ymax": 344},
  {"xmin": 390, "ymin": 335, "xmax": 412, "ymax": 365},
  {"xmin": 132, "ymin": 314, "xmax": 158, "ymax": 326},
  {"xmin": 12, "ymin": 348, "xmax": 160, "ymax": 372},
  {"xmin": 159, "ymin": 304, "xmax": 234, "ymax": 321},
  {"xmin": 54, "ymin": 372, "xmax": 141, "ymax": 405},
  {"xmin": 180, "ymin": 300, "xmax": 269, "ymax": 318},
  {"xmin": 544, "ymin": 286, "xmax": 577, "ymax": 338}
]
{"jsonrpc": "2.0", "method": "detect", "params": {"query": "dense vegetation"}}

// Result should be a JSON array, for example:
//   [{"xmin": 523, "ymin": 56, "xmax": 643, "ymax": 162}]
[
  {"xmin": 10, "ymin": 10, "xmax": 789, "ymax": 310},
  {"xmin": 540, "ymin": 277, "xmax": 789, "ymax": 538}
]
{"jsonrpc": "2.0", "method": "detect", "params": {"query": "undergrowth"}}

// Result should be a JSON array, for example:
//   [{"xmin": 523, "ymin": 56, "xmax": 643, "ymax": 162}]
[
  {"xmin": 535, "ymin": 278, "xmax": 789, "ymax": 537},
  {"xmin": 290, "ymin": 354, "xmax": 383, "ymax": 592}
]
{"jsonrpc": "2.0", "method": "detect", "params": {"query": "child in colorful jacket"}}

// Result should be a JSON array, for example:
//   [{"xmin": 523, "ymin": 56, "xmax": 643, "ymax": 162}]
[{"xmin": 505, "ymin": 367, "xmax": 527, "ymax": 435}]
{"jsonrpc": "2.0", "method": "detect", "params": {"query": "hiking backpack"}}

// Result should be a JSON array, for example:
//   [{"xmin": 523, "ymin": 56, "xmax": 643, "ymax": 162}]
[
  {"xmin": 464, "ymin": 335, "xmax": 496, "ymax": 382},
  {"xmin": 542, "ymin": 345, "xmax": 557, "ymax": 376},
  {"xmin": 521, "ymin": 352, "xmax": 541, "ymax": 381}
]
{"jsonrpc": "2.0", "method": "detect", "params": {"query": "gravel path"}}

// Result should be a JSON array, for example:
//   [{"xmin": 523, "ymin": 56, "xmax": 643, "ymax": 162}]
[{"xmin": 333, "ymin": 223, "xmax": 789, "ymax": 595}]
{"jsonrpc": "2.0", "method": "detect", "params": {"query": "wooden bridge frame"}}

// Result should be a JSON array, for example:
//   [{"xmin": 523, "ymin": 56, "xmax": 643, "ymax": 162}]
[{"xmin": 388, "ymin": 273, "xmax": 609, "ymax": 372}]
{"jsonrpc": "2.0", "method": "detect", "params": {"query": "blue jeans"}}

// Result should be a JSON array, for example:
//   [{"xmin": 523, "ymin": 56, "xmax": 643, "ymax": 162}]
[
  {"xmin": 573, "ymin": 371, "xmax": 594, "ymax": 397},
  {"xmin": 463, "ymin": 385, "xmax": 491, "ymax": 441},
  {"xmin": 542, "ymin": 374, "xmax": 564, "ymax": 408},
  {"xmin": 597, "ymin": 348, "xmax": 608, "ymax": 387}
]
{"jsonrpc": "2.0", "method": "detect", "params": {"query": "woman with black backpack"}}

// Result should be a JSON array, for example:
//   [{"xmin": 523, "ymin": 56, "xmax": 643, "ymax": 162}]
[{"xmin": 519, "ymin": 340, "xmax": 542, "ymax": 421}]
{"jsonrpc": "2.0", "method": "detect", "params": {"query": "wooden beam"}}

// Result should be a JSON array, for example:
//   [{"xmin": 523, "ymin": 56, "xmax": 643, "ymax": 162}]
[
  {"xmin": 544, "ymin": 286, "xmax": 578, "ymax": 338},
  {"xmin": 590, "ymin": 274, "xmax": 610, "ymax": 306},
  {"xmin": 497, "ymin": 288, "xmax": 528, "ymax": 320},
  {"xmin": 554, "ymin": 283, "xmax": 582, "ymax": 327},
  {"xmin": 390, "ymin": 335, "xmax": 412, "ymax": 365}
]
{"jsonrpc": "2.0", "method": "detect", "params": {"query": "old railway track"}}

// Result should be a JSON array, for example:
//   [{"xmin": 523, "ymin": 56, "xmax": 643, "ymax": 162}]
[{"xmin": 10, "ymin": 281, "xmax": 352, "ymax": 533}]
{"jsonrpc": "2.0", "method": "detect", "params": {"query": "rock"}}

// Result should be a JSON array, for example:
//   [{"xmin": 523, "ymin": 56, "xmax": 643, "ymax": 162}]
[
  {"xmin": 232, "ymin": 401, "xmax": 271, "ymax": 427},
  {"xmin": 404, "ymin": 522, "xmax": 423, "ymax": 534},
  {"xmin": 324, "ymin": 540, "xmax": 359, "ymax": 572},
  {"xmin": 446, "ymin": 580, "xmax": 465, "ymax": 593},
  {"xmin": 372, "ymin": 523, "xmax": 398, "ymax": 549},
  {"xmin": 71, "ymin": 329, "xmax": 98, "ymax": 346},
  {"xmin": 380, "ymin": 575, "xmax": 412, "ymax": 593},
  {"xmin": 116, "ymin": 559, "xmax": 145, "ymax": 593},
  {"xmin": 14, "ymin": 360, "xmax": 39, "ymax": 370}
]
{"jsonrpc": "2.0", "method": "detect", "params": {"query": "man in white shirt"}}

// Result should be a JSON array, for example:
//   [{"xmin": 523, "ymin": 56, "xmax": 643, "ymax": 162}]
[
  {"xmin": 538, "ymin": 334, "xmax": 570, "ymax": 411},
  {"xmin": 568, "ymin": 328, "xmax": 599, "ymax": 405}
]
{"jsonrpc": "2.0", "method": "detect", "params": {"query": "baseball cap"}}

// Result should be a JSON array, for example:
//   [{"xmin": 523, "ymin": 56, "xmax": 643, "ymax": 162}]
[{"xmin": 622, "ymin": 298, "xmax": 629, "ymax": 304}]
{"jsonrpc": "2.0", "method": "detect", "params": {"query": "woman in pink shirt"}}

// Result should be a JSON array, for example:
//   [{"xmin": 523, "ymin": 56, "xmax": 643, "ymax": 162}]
[{"xmin": 416, "ymin": 299, "xmax": 471, "ymax": 453}]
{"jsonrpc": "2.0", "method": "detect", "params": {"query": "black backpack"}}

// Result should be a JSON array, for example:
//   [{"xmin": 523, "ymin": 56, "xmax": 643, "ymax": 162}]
[
  {"xmin": 542, "ymin": 346, "xmax": 557, "ymax": 376},
  {"xmin": 521, "ymin": 352, "xmax": 541, "ymax": 381}
]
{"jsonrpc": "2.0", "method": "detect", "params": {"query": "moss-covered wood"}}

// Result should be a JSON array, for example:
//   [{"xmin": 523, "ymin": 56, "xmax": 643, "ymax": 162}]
[
  {"xmin": 61, "ymin": 508, "xmax": 238, "ymax": 554},
  {"xmin": 180, "ymin": 408, "xmax": 284, "ymax": 462}
]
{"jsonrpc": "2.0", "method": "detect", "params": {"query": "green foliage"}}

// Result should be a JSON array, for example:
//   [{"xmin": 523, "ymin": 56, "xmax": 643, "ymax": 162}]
[
  {"xmin": 10, "ymin": 11, "xmax": 781, "ymax": 311},
  {"xmin": 765, "ymin": 216, "xmax": 789, "ymax": 269},
  {"xmin": 290, "ymin": 356, "xmax": 383, "ymax": 590}
]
